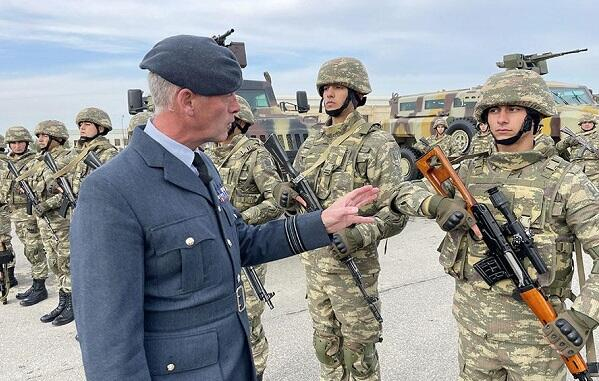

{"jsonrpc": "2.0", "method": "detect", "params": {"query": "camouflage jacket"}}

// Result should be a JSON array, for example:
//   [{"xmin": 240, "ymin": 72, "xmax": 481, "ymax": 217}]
[
  {"xmin": 69, "ymin": 136, "xmax": 118, "ymax": 195},
  {"xmin": 556, "ymin": 129, "xmax": 599, "ymax": 182},
  {"xmin": 204, "ymin": 134, "xmax": 283, "ymax": 225},
  {"xmin": 468, "ymin": 132, "xmax": 494, "ymax": 155},
  {"xmin": 0, "ymin": 150, "xmax": 37, "ymax": 208},
  {"xmin": 394, "ymin": 146, "xmax": 599, "ymax": 344},
  {"xmin": 415, "ymin": 133, "xmax": 462, "ymax": 157},
  {"xmin": 27, "ymin": 146, "xmax": 74, "ymax": 211},
  {"xmin": 294, "ymin": 110, "xmax": 408, "ymax": 273}
]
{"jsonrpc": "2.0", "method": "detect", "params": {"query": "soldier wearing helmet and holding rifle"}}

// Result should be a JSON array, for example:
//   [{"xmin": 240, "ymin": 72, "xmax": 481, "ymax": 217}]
[
  {"xmin": 392, "ymin": 69, "xmax": 599, "ymax": 380},
  {"xmin": 556, "ymin": 113, "xmax": 599, "ymax": 186},
  {"xmin": 273, "ymin": 57, "xmax": 408, "ymax": 380}
]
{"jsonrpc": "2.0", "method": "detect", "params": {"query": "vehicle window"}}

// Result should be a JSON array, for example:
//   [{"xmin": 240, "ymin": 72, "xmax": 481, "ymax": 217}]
[
  {"xmin": 399, "ymin": 102, "xmax": 416, "ymax": 111},
  {"xmin": 236, "ymin": 90, "xmax": 271, "ymax": 109},
  {"xmin": 425, "ymin": 99, "xmax": 445, "ymax": 109},
  {"xmin": 453, "ymin": 98, "xmax": 463, "ymax": 107},
  {"xmin": 549, "ymin": 87, "xmax": 593, "ymax": 105}
]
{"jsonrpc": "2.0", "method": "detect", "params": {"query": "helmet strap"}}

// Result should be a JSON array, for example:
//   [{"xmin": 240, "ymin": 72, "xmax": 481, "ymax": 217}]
[
  {"xmin": 325, "ymin": 91, "xmax": 352, "ymax": 117},
  {"xmin": 489, "ymin": 108, "xmax": 540, "ymax": 146}
]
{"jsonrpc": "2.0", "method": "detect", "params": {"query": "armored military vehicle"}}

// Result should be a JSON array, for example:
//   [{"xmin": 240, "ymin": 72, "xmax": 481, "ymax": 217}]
[
  {"xmin": 386, "ymin": 48, "xmax": 599, "ymax": 180},
  {"xmin": 127, "ymin": 29, "xmax": 316, "ymax": 161}
]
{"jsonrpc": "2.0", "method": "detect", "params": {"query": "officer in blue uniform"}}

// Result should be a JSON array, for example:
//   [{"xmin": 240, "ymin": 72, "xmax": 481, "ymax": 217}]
[{"xmin": 70, "ymin": 35, "xmax": 379, "ymax": 381}]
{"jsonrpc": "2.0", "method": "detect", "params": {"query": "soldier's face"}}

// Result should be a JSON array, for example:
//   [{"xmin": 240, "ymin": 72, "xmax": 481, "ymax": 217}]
[
  {"xmin": 580, "ymin": 121, "xmax": 595, "ymax": 132},
  {"xmin": 37, "ymin": 134, "xmax": 50, "ymax": 149},
  {"xmin": 487, "ymin": 105, "xmax": 527, "ymax": 141},
  {"xmin": 79, "ymin": 122, "xmax": 99, "ymax": 138},
  {"xmin": 479, "ymin": 123, "xmax": 489, "ymax": 133},
  {"xmin": 322, "ymin": 85, "xmax": 348, "ymax": 111},
  {"xmin": 435, "ymin": 125, "xmax": 446, "ymax": 135},
  {"xmin": 9, "ymin": 141, "xmax": 27, "ymax": 154}
]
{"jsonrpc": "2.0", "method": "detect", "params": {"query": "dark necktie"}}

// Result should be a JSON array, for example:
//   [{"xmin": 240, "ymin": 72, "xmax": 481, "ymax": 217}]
[{"xmin": 192, "ymin": 152, "xmax": 213, "ymax": 184}]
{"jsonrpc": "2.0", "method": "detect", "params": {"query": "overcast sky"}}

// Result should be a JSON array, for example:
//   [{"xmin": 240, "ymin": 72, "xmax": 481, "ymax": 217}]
[{"xmin": 1, "ymin": 0, "xmax": 597, "ymax": 133}]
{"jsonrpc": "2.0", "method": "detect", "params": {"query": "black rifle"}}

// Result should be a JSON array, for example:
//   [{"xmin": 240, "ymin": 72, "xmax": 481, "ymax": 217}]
[
  {"xmin": 561, "ymin": 127, "xmax": 599, "ymax": 159},
  {"xmin": 43, "ymin": 153, "xmax": 77, "ymax": 218},
  {"xmin": 7, "ymin": 162, "xmax": 59, "ymax": 242},
  {"xmin": 417, "ymin": 146, "xmax": 592, "ymax": 381},
  {"xmin": 264, "ymin": 134, "xmax": 383, "ymax": 323},
  {"xmin": 83, "ymin": 151, "xmax": 102, "ymax": 170},
  {"xmin": 0, "ymin": 243, "xmax": 14, "ymax": 305},
  {"xmin": 243, "ymin": 267, "xmax": 275, "ymax": 309}
]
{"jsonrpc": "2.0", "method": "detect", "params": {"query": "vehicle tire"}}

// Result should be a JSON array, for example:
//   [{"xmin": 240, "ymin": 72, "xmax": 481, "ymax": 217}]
[
  {"xmin": 398, "ymin": 146, "xmax": 423, "ymax": 181},
  {"xmin": 447, "ymin": 119, "xmax": 476, "ymax": 154}
]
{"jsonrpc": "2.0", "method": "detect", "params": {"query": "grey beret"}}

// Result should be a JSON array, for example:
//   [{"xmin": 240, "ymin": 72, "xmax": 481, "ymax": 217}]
[{"xmin": 139, "ymin": 35, "xmax": 242, "ymax": 96}]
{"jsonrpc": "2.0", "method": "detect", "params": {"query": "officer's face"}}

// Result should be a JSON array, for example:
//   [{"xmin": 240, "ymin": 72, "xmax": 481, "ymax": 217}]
[
  {"xmin": 580, "ymin": 121, "xmax": 595, "ymax": 132},
  {"xmin": 323, "ymin": 85, "xmax": 348, "ymax": 111},
  {"xmin": 79, "ymin": 122, "xmax": 100, "ymax": 138},
  {"xmin": 193, "ymin": 92, "xmax": 240, "ymax": 144},
  {"xmin": 9, "ymin": 141, "xmax": 27, "ymax": 154},
  {"xmin": 487, "ymin": 105, "xmax": 528, "ymax": 141}
]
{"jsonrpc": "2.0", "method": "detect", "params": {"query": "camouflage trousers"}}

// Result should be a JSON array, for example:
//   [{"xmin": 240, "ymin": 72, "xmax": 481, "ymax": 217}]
[
  {"xmin": 241, "ymin": 264, "xmax": 269, "ymax": 376},
  {"xmin": 10, "ymin": 207, "xmax": 48, "ymax": 279},
  {"xmin": 36, "ymin": 210, "xmax": 70, "ymax": 292},
  {"xmin": 457, "ymin": 323, "xmax": 566, "ymax": 381},
  {"xmin": 305, "ymin": 265, "xmax": 382, "ymax": 381}
]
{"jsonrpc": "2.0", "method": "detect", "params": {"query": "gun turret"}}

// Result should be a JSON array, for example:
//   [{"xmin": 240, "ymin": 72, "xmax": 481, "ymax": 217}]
[
  {"xmin": 496, "ymin": 48, "xmax": 588, "ymax": 75},
  {"xmin": 211, "ymin": 28, "xmax": 247, "ymax": 68}
]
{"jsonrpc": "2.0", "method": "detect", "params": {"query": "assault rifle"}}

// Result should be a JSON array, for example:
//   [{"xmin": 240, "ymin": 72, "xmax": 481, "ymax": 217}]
[
  {"xmin": 416, "ymin": 146, "xmax": 592, "ymax": 381},
  {"xmin": 84, "ymin": 151, "xmax": 102, "ymax": 170},
  {"xmin": 6, "ymin": 162, "xmax": 59, "ymax": 242},
  {"xmin": 243, "ymin": 267, "xmax": 275, "ymax": 309},
  {"xmin": 264, "ymin": 134, "xmax": 383, "ymax": 323},
  {"xmin": 43, "ymin": 153, "xmax": 77, "ymax": 218},
  {"xmin": 0, "ymin": 242, "xmax": 14, "ymax": 304},
  {"xmin": 561, "ymin": 127, "xmax": 599, "ymax": 159}
]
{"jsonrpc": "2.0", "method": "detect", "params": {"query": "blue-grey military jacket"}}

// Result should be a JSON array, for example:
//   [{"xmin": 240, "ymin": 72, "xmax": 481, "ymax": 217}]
[{"xmin": 71, "ymin": 127, "xmax": 330, "ymax": 380}]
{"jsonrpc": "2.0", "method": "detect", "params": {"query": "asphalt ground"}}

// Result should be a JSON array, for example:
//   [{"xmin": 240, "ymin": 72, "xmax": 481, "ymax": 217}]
[{"xmin": 0, "ymin": 217, "xmax": 594, "ymax": 380}]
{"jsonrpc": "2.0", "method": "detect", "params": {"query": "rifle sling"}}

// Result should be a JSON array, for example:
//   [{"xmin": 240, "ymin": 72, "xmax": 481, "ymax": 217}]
[{"xmin": 51, "ymin": 141, "xmax": 103, "ymax": 180}]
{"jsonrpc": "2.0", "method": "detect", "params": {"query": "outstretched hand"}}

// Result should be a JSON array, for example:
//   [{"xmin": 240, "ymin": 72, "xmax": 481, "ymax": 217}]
[{"xmin": 321, "ymin": 185, "xmax": 379, "ymax": 234}]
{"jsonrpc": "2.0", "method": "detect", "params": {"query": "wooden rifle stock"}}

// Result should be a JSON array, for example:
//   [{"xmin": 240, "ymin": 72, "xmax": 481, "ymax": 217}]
[{"xmin": 416, "ymin": 146, "xmax": 591, "ymax": 380}]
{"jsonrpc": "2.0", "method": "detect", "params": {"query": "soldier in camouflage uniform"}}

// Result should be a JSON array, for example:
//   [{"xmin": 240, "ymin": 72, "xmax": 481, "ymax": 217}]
[
  {"xmin": 276, "ymin": 57, "xmax": 407, "ymax": 381},
  {"xmin": 205, "ymin": 95, "xmax": 283, "ymax": 380},
  {"xmin": 392, "ymin": 69, "xmax": 599, "ymax": 381},
  {"xmin": 27, "ymin": 120, "xmax": 75, "ymax": 326},
  {"xmin": 0, "ymin": 133, "xmax": 19, "ymax": 291},
  {"xmin": 468, "ymin": 122, "xmax": 494, "ymax": 155},
  {"xmin": 415, "ymin": 117, "xmax": 462, "ymax": 157},
  {"xmin": 0, "ymin": 126, "xmax": 49, "ymax": 305},
  {"xmin": 556, "ymin": 113, "xmax": 599, "ymax": 185}
]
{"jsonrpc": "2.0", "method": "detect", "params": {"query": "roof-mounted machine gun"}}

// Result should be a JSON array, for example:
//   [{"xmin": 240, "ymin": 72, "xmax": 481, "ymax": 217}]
[
  {"xmin": 212, "ymin": 28, "xmax": 247, "ymax": 68},
  {"xmin": 496, "ymin": 48, "xmax": 588, "ymax": 75}
]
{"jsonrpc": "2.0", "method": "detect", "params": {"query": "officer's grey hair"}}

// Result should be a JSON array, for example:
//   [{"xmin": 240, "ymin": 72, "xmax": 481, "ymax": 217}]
[{"xmin": 147, "ymin": 72, "xmax": 180, "ymax": 113}]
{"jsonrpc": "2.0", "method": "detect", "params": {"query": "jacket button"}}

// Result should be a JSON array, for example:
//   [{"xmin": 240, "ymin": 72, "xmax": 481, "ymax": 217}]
[
  {"xmin": 227, "ymin": 239, "xmax": 233, "ymax": 247},
  {"xmin": 217, "ymin": 205, "xmax": 222, "ymax": 212},
  {"xmin": 166, "ymin": 363, "xmax": 176, "ymax": 372},
  {"xmin": 185, "ymin": 237, "xmax": 194, "ymax": 247}
]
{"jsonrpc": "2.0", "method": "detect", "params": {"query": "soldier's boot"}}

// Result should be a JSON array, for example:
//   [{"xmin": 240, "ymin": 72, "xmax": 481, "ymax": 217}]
[
  {"xmin": 7, "ymin": 267, "xmax": 18, "ymax": 287},
  {"xmin": 16, "ymin": 281, "xmax": 34, "ymax": 300},
  {"xmin": 20, "ymin": 278, "xmax": 48, "ymax": 306},
  {"xmin": 40, "ymin": 290, "xmax": 66, "ymax": 323},
  {"xmin": 52, "ymin": 292, "xmax": 74, "ymax": 326}
]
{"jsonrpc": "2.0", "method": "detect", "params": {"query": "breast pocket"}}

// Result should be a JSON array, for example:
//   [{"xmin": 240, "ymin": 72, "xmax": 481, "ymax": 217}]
[
  {"xmin": 147, "ymin": 216, "xmax": 217, "ymax": 296},
  {"xmin": 316, "ymin": 146, "xmax": 350, "ymax": 200}
]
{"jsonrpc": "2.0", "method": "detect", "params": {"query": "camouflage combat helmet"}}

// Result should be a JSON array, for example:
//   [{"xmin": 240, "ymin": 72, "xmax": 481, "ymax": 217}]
[
  {"xmin": 127, "ymin": 111, "xmax": 152, "ymax": 139},
  {"xmin": 5, "ymin": 126, "xmax": 33, "ymax": 143},
  {"xmin": 316, "ymin": 57, "xmax": 372, "ymax": 96},
  {"xmin": 432, "ymin": 117, "xmax": 448, "ymax": 129},
  {"xmin": 0, "ymin": 134, "xmax": 4, "ymax": 146},
  {"xmin": 578, "ymin": 113, "xmax": 596, "ymax": 126},
  {"xmin": 35, "ymin": 120, "xmax": 69, "ymax": 140},
  {"xmin": 76, "ymin": 107, "xmax": 112, "ymax": 131},
  {"xmin": 235, "ymin": 95, "xmax": 255, "ymax": 125},
  {"xmin": 474, "ymin": 70, "xmax": 557, "ymax": 121}
]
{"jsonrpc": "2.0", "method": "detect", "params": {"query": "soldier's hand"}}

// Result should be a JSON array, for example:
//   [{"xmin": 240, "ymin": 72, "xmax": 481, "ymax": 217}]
[
  {"xmin": 543, "ymin": 310, "xmax": 597, "ymax": 358},
  {"xmin": 331, "ymin": 227, "xmax": 364, "ymax": 260},
  {"xmin": 424, "ymin": 195, "xmax": 477, "ymax": 233},
  {"xmin": 32, "ymin": 202, "xmax": 51, "ymax": 218},
  {"xmin": 321, "ymin": 185, "xmax": 378, "ymax": 234},
  {"xmin": 273, "ymin": 182, "xmax": 306, "ymax": 209}
]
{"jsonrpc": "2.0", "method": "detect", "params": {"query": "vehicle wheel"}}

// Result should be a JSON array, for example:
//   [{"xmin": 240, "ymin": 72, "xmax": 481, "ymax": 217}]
[
  {"xmin": 447, "ymin": 119, "xmax": 476, "ymax": 154},
  {"xmin": 398, "ymin": 146, "xmax": 423, "ymax": 181}
]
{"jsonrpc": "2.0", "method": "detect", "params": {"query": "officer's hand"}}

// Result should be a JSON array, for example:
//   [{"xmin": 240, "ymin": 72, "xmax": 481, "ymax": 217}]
[
  {"xmin": 32, "ymin": 202, "xmax": 51, "ymax": 218},
  {"xmin": 273, "ymin": 182, "xmax": 306, "ymax": 209},
  {"xmin": 331, "ymin": 227, "xmax": 364, "ymax": 260},
  {"xmin": 424, "ymin": 195, "xmax": 476, "ymax": 232},
  {"xmin": 321, "ymin": 185, "xmax": 378, "ymax": 234},
  {"xmin": 543, "ymin": 310, "xmax": 596, "ymax": 358}
]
